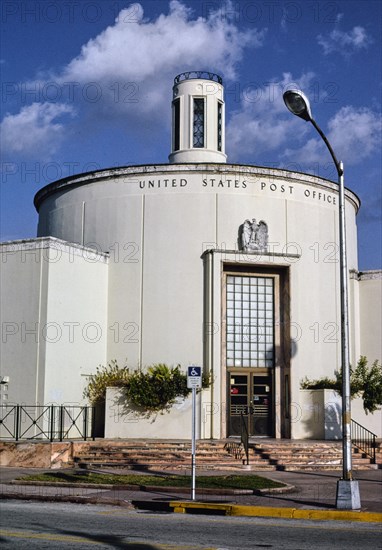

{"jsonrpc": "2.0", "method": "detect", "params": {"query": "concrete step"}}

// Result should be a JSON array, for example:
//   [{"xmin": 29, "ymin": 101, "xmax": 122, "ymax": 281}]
[
  {"xmin": 280, "ymin": 463, "xmax": 378, "ymax": 471},
  {"xmin": 74, "ymin": 451, "xmax": 247, "ymax": 460},
  {"xmin": 74, "ymin": 455, "xmax": 267, "ymax": 466},
  {"xmin": 71, "ymin": 439, "xmax": 378, "ymax": 472},
  {"xmin": 254, "ymin": 452, "xmax": 367, "ymax": 460},
  {"xmin": 264, "ymin": 454, "xmax": 371, "ymax": 461},
  {"xmin": 76, "ymin": 451, "xmax": 230, "ymax": 458},
  {"xmin": 74, "ymin": 458, "xmax": 252, "ymax": 467}
]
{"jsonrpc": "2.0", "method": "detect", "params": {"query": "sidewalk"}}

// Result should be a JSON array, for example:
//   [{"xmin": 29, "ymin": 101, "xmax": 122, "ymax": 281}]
[{"xmin": 1, "ymin": 467, "xmax": 381, "ymax": 521}]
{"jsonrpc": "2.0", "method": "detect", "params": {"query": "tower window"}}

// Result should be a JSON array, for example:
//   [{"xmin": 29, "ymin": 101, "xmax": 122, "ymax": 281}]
[
  {"xmin": 173, "ymin": 98, "xmax": 180, "ymax": 151},
  {"xmin": 193, "ymin": 98, "xmax": 205, "ymax": 148},
  {"xmin": 217, "ymin": 101, "xmax": 222, "ymax": 152}
]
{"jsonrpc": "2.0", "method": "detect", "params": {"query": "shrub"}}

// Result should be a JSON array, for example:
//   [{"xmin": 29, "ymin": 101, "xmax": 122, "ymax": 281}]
[
  {"xmin": 125, "ymin": 364, "xmax": 190, "ymax": 412},
  {"xmin": 300, "ymin": 356, "xmax": 382, "ymax": 414},
  {"xmin": 84, "ymin": 361, "xmax": 210, "ymax": 412},
  {"xmin": 83, "ymin": 360, "xmax": 130, "ymax": 405}
]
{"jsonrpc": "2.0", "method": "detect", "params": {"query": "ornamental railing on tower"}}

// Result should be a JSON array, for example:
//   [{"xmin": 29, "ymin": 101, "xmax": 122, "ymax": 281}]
[{"xmin": 174, "ymin": 71, "xmax": 223, "ymax": 84}]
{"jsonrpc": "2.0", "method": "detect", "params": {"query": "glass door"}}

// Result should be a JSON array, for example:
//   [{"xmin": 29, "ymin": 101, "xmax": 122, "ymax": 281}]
[
  {"xmin": 229, "ymin": 372, "xmax": 273, "ymax": 436},
  {"xmin": 229, "ymin": 373, "xmax": 249, "ymax": 435},
  {"xmin": 252, "ymin": 373, "xmax": 272, "ymax": 436}
]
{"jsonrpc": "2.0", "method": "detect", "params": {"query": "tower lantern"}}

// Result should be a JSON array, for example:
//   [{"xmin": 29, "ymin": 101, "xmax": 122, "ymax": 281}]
[{"xmin": 169, "ymin": 71, "xmax": 227, "ymax": 164}]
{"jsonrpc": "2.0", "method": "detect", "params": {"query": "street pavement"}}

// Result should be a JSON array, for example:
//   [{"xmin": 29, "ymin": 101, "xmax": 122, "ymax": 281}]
[{"xmin": 1, "ymin": 466, "xmax": 381, "ymax": 518}]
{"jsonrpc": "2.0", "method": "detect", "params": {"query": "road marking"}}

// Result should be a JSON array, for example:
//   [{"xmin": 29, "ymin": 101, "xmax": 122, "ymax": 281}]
[
  {"xmin": 98, "ymin": 510, "xmax": 131, "ymax": 516},
  {"xmin": 0, "ymin": 530, "xmax": 103, "ymax": 544},
  {"xmin": 0, "ymin": 530, "xmax": 218, "ymax": 549},
  {"xmin": 158, "ymin": 546, "xmax": 217, "ymax": 550}
]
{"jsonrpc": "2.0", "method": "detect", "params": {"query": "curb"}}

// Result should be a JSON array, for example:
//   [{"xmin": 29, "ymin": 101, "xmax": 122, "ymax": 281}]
[
  {"xmin": 8, "ymin": 480, "xmax": 295, "ymax": 496},
  {"xmin": 7, "ymin": 481, "xmax": 252, "ymax": 495},
  {"xmin": 168, "ymin": 501, "xmax": 382, "ymax": 523},
  {"xmin": 0, "ymin": 492, "xmax": 133, "ymax": 507}
]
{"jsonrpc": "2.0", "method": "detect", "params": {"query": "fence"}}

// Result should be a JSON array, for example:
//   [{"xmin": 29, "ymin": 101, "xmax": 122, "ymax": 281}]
[
  {"xmin": 0, "ymin": 404, "xmax": 95, "ymax": 441},
  {"xmin": 351, "ymin": 419, "xmax": 376, "ymax": 463}
]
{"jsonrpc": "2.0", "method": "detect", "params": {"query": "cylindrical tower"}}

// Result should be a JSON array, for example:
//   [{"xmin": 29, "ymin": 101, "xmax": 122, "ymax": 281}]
[{"xmin": 168, "ymin": 71, "xmax": 227, "ymax": 164}]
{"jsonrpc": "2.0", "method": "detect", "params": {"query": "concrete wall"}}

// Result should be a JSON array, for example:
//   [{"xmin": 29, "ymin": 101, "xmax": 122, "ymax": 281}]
[
  {"xmin": 0, "ymin": 238, "xmax": 108, "ymax": 407},
  {"xmin": 0, "ymin": 441, "xmax": 73, "ymax": 468},
  {"xmin": 1, "ymin": 240, "xmax": 48, "ymax": 405},
  {"xmin": 358, "ymin": 272, "xmax": 382, "ymax": 363},
  {"xmin": 105, "ymin": 386, "xmax": 205, "ymax": 439},
  {"xmin": 296, "ymin": 390, "xmax": 382, "ymax": 439}
]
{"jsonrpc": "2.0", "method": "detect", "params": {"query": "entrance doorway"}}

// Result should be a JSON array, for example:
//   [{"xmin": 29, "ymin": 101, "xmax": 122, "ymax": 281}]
[
  {"xmin": 222, "ymin": 268, "xmax": 290, "ymax": 438},
  {"xmin": 229, "ymin": 371, "xmax": 273, "ymax": 436}
]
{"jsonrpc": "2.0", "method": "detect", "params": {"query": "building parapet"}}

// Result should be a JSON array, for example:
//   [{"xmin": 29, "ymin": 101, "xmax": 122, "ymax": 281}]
[
  {"xmin": 0, "ymin": 236, "xmax": 109, "ymax": 263},
  {"xmin": 358, "ymin": 270, "xmax": 382, "ymax": 281},
  {"xmin": 33, "ymin": 163, "xmax": 361, "ymax": 212},
  {"xmin": 350, "ymin": 269, "xmax": 382, "ymax": 281}
]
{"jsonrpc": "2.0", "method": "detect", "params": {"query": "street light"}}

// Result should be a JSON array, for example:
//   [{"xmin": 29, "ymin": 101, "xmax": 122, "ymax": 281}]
[{"xmin": 283, "ymin": 89, "xmax": 361, "ymax": 510}]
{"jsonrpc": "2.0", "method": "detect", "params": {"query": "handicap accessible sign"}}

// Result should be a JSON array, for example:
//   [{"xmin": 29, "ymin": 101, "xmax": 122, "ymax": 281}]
[{"xmin": 187, "ymin": 365, "xmax": 202, "ymax": 389}]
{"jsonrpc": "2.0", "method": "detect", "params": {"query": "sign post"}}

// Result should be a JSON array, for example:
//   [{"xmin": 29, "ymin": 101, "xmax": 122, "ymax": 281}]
[{"xmin": 187, "ymin": 365, "xmax": 202, "ymax": 501}]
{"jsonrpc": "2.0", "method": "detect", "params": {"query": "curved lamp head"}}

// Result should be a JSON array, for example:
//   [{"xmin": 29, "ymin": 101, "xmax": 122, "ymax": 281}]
[{"xmin": 283, "ymin": 89, "xmax": 312, "ymax": 122}]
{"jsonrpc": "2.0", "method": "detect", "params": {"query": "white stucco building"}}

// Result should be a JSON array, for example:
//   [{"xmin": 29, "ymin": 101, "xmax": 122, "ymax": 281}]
[{"xmin": 1, "ymin": 72, "xmax": 381, "ymax": 439}]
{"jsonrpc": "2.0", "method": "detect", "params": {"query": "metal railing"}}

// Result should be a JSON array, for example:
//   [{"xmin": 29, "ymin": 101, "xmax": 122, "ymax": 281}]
[
  {"xmin": 351, "ymin": 419, "xmax": 376, "ymax": 463},
  {"xmin": 240, "ymin": 412, "xmax": 249, "ymax": 465},
  {"xmin": 0, "ymin": 405, "xmax": 95, "ymax": 441},
  {"xmin": 174, "ymin": 71, "xmax": 223, "ymax": 85}
]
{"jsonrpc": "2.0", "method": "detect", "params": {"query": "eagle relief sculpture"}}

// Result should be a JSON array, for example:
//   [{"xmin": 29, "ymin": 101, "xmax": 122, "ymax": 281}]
[{"xmin": 240, "ymin": 219, "xmax": 268, "ymax": 252}]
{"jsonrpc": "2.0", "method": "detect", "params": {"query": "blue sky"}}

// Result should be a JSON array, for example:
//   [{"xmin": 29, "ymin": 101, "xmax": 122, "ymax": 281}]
[{"xmin": 1, "ymin": 0, "xmax": 381, "ymax": 269}]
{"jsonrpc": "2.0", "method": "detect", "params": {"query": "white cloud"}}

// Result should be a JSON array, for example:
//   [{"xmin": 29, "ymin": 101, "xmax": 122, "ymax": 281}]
[
  {"xmin": 318, "ymin": 25, "xmax": 372, "ymax": 56},
  {"xmin": 327, "ymin": 106, "xmax": 382, "ymax": 162},
  {"xmin": 282, "ymin": 137, "xmax": 326, "ymax": 166},
  {"xmin": 2, "ymin": 1, "xmax": 265, "ymax": 158},
  {"xmin": 226, "ymin": 72, "xmax": 315, "ymax": 161},
  {"xmin": 1, "ymin": 102, "xmax": 75, "ymax": 158},
  {"xmin": 226, "ymin": 72, "xmax": 382, "ymax": 172},
  {"xmin": 58, "ymin": 0, "xmax": 265, "ymax": 115},
  {"xmin": 282, "ymin": 106, "xmax": 382, "ymax": 167}
]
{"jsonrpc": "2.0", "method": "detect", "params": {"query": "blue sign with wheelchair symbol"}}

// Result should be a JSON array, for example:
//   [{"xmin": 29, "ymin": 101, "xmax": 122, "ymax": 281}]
[
  {"xmin": 187, "ymin": 366, "xmax": 202, "ymax": 388},
  {"xmin": 188, "ymin": 366, "xmax": 201, "ymax": 377}
]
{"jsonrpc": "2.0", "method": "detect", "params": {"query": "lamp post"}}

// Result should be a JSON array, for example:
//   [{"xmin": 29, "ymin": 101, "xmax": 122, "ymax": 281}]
[{"xmin": 283, "ymin": 89, "xmax": 361, "ymax": 510}]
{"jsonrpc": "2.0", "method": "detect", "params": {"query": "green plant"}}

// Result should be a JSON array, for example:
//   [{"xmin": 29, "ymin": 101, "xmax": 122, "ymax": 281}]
[
  {"xmin": 18, "ymin": 471, "xmax": 285, "ymax": 490},
  {"xmin": 300, "ymin": 376, "xmax": 339, "ymax": 391},
  {"xmin": 350, "ymin": 357, "xmax": 382, "ymax": 414},
  {"xmin": 125, "ymin": 364, "xmax": 191, "ymax": 412},
  {"xmin": 83, "ymin": 360, "xmax": 130, "ymax": 404},
  {"xmin": 300, "ymin": 356, "xmax": 382, "ymax": 414},
  {"xmin": 84, "ymin": 361, "xmax": 211, "ymax": 412}
]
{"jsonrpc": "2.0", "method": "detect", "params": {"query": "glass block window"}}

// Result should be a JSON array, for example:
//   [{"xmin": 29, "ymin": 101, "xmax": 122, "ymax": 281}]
[
  {"xmin": 217, "ymin": 101, "xmax": 222, "ymax": 151},
  {"xmin": 193, "ymin": 98, "xmax": 205, "ymax": 148},
  {"xmin": 226, "ymin": 275, "xmax": 274, "ymax": 368},
  {"xmin": 173, "ymin": 98, "xmax": 180, "ymax": 151}
]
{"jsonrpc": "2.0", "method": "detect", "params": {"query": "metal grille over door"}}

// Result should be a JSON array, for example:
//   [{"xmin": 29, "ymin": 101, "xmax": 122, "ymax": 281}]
[{"xmin": 229, "ymin": 373, "xmax": 273, "ymax": 436}]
